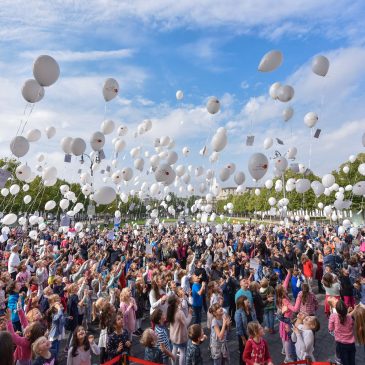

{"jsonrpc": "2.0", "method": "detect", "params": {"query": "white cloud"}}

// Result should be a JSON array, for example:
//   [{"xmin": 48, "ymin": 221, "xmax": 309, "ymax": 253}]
[{"xmin": 20, "ymin": 49, "xmax": 135, "ymax": 62}]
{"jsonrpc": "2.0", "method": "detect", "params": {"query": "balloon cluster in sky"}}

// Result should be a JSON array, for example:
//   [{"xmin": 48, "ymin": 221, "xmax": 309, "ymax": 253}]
[{"xmin": 2, "ymin": 50, "xmax": 365, "ymax": 234}]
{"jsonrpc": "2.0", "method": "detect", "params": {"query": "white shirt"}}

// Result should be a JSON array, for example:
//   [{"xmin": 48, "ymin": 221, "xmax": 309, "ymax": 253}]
[
  {"xmin": 291, "ymin": 325, "xmax": 315, "ymax": 360},
  {"xmin": 8, "ymin": 252, "xmax": 20, "ymax": 274}
]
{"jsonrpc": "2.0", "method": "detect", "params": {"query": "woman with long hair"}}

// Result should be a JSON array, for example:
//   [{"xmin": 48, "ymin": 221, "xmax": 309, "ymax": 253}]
[
  {"xmin": 149, "ymin": 276, "xmax": 168, "ymax": 316},
  {"xmin": 119, "ymin": 288, "xmax": 137, "ymax": 341},
  {"xmin": 67, "ymin": 325, "xmax": 100, "ymax": 365},
  {"xmin": 322, "ymin": 273, "xmax": 341, "ymax": 317},
  {"xmin": 0, "ymin": 331, "xmax": 14, "ymax": 365},
  {"xmin": 166, "ymin": 295, "xmax": 192, "ymax": 365},
  {"xmin": 293, "ymin": 283, "xmax": 319, "ymax": 315},
  {"xmin": 328, "ymin": 299, "xmax": 356, "ymax": 365}
]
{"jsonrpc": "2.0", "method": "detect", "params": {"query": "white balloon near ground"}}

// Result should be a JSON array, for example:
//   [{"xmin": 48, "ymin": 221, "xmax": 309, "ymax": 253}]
[
  {"xmin": 42, "ymin": 166, "xmax": 57, "ymax": 181},
  {"xmin": 263, "ymin": 137, "xmax": 273, "ymax": 150},
  {"xmin": 234, "ymin": 171, "xmax": 245, "ymax": 185},
  {"xmin": 2, "ymin": 213, "xmax": 17, "ymax": 225},
  {"xmin": 23, "ymin": 195, "xmax": 32, "ymax": 204},
  {"xmin": 117, "ymin": 125, "xmax": 128, "ymax": 136},
  {"xmin": 304, "ymin": 112, "xmax": 318, "ymax": 128},
  {"xmin": 206, "ymin": 96, "xmax": 220, "ymax": 114},
  {"xmin": 33, "ymin": 55, "xmax": 60, "ymax": 86},
  {"xmin": 322, "ymin": 174, "xmax": 335, "ymax": 188},
  {"xmin": 265, "ymin": 179, "xmax": 273, "ymax": 189},
  {"xmin": 358, "ymin": 163, "xmax": 365, "ymax": 176},
  {"xmin": 342, "ymin": 165, "xmax": 350, "ymax": 174},
  {"xmin": 26, "ymin": 129, "xmax": 41, "ymax": 142},
  {"xmin": 296, "ymin": 179, "xmax": 311, "ymax": 193},
  {"xmin": 9, "ymin": 184, "xmax": 20, "ymax": 195},
  {"xmin": 312, "ymin": 55, "xmax": 330, "ymax": 77},
  {"xmin": 275, "ymin": 157, "xmax": 288, "ymax": 172},
  {"xmin": 101, "ymin": 119, "xmax": 115, "ymax": 135},
  {"xmin": 10, "ymin": 136, "xmax": 30, "ymax": 158},
  {"xmin": 349, "ymin": 155, "xmax": 356, "ymax": 163},
  {"xmin": 219, "ymin": 167, "xmax": 230, "ymax": 182},
  {"xmin": 45, "ymin": 126, "xmax": 56, "ymax": 139},
  {"xmin": 1, "ymin": 188, "xmax": 8, "ymax": 197}
]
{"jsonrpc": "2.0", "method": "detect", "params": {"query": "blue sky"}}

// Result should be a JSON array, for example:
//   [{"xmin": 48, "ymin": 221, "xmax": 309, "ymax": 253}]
[{"xmin": 0, "ymin": 0, "xmax": 365, "ymax": 193}]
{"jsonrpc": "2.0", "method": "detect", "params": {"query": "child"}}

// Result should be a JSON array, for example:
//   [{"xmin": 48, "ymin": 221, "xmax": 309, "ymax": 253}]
[
  {"xmin": 151, "ymin": 308, "xmax": 175, "ymax": 364},
  {"xmin": 186, "ymin": 324, "xmax": 206, "ymax": 365},
  {"xmin": 140, "ymin": 328, "xmax": 164, "ymax": 363},
  {"xmin": 106, "ymin": 311, "xmax": 131, "ymax": 360},
  {"xmin": 209, "ymin": 303, "xmax": 231, "ymax": 364},
  {"xmin": 339, "ymin": 268, "xmax": 355, "ymax": 309},
  {"xmin": 31, "ymin": 336, "xmax": 56, "ymax": 365},
  {"xmin": 290, "ymin": 269, "xmax": 304, "ymax": 301},
  {"xmin": 291, "ymin": 314, "xmax": 320, "ymax": 360},
  {"xmin": 243, "ymin": 321, "xmax": 273, "ymax": 365},
  {"xmin": 67, "ymin": 326, "xmax": 100, "ymax": 365},
  {"xmin": 259, "ymin": 278, "xmax": 275, "ymax": 334}
]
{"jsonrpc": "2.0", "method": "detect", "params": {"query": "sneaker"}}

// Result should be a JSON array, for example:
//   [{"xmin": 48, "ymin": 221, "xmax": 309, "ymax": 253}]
[{"xmin": 281, "ymin": 348, "xmax": 286, "ymax": 355}]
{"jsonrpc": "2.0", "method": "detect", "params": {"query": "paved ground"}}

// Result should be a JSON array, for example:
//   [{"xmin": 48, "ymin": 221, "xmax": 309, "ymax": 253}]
[{"xmin": 59, "ymin": 291, "xmax": 365, "ymax": 364}]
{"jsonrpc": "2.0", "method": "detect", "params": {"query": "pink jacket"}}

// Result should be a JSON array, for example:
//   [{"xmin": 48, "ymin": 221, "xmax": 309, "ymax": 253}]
[
  {"xmin": 7, "ymin": 310, "xmax": 31, "ymax": 361},
  {"xmin": 120, "ymin": 298, "xmax": 137, "ymax": 334},
  {"xmin": 328, "ymin": 313, "xmax": 355, "ymax": 344}
]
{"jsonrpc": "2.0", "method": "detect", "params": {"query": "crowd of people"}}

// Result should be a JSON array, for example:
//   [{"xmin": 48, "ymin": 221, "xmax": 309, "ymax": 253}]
[{"xmin": 0, "ymin": 219, "xmax": 365, "ymax": 365}]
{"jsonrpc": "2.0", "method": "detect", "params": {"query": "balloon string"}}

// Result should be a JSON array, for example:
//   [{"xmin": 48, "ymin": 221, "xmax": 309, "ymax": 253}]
[
  {"xmin": 308, "ymin": 128, "xmax": 313, "ymax": 169},
  {"xmin": 20, "ymin": 103, "xmax": 35, "ymax": 136}
]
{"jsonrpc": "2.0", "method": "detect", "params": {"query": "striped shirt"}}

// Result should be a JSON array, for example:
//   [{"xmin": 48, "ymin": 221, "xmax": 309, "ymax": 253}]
[{"xmin": 155, "ymin": 325, "xmax": 171, "ymax": 361}]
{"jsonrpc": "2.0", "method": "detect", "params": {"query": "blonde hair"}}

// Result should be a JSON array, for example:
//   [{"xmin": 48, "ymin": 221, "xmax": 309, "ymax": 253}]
[
  {"xmin": 120, "ymin": 288, "xmax": 131, "ymax": 303},
  {"xmin": 32, "ymin": 336, "xmax": 47, "ymax": 357},
  {"xmin": 353, "ymin": 306, "xmax": 365, "ymax": 345},
  {"xmin": 140, "ymin": 328, "xmax": 156, "ymax": 348}
]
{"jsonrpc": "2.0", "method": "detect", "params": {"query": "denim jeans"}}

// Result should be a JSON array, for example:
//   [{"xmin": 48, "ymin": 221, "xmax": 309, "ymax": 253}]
[
  {"xmin": 336, "ymin": 342, "xmax": 356, "ymax": 365},
  {"xmin": 264, "ymin": 309, "xmax": 275, "ymax": 330},
  {"xmin": 192, "ymin": 306, "xmax": 202, "ymax": 325}
]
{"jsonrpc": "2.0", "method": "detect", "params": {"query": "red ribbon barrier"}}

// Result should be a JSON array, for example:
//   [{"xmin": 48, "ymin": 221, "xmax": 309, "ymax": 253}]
[{"xmin": 102, "ymin": 354, "xmax": 162, "ymax": 365}]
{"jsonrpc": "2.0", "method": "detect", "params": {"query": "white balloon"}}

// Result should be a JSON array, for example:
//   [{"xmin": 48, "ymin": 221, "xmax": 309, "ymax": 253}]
[
  {"xmin": 358, "ymin": 163, "xmax": 365, "ymax": 176},
  {"xmin": 9, "ymin": 184, "xmax": 20, "ymax": 195},
  {"xmin": 277, "ymin": 85, "xmax": 294, "ymax": 102},
  {"xmin": 29, "ymin": 230, "xmax": 38, "ymax": 240},
  {"xmin": 1, "ymin": 188, "xmax": 9, "ymax": 197},
  {"xmin": 15, "ymin": 164, "xmax": 31, "ymax": 181},
  {"xmin": 268, "ymin": 197, "xmax": 276, "ymax": 206},
  {"xmin": 101, "ymin": 119, "xmax": 115, "ymax": 135},
  {"xmin": 318, "ymin": 202, "xmax": 324, "ymax": 209},
  {"xmin": 75, "ymin": 222, "xmax": 83, "ymax": 232},
  {"xmin": 269, "ymin": 82, "xmax": 281, "ymax": 100},
  {"xmin": 23, "ymin": 195, "xmax": 32, "ymax": 204},
  {"xmin": 275, "ymin": 157, "xmax": 288, "ymax": 172},
  {"xmin": 219, "ymin": 167, "xmax": 230, "ymax": 182},
  {"xmin": 206, "ymin": 96, "xmax": 220, "ymax": 114},
  {"xmin": 265, "ymin": 179, "xmax": 273, "ymax": 189},
  {"xmin": 114, "ymin": 139, "xmax": 126, "ymax": 152},
  {"xmin": 122, "ymin": 167, "xmax": 133, "ymax": 181},
  {"xmin": 345, "ymin": 184, "xmax": 352, "ymax": 192},
  {"xmin": 255, "ymin": 188, "xmax": 261, "ymax": 196},
  {"xmin": 338, "ymin": 226, "xmax": 345, "ymax": 235},
  {"xmin": 258, "ymin": 50, "xmax": 283, "ymax": 72},
  {"xmin": 42, "ymin": 166, "xmax": 57, "ymax": 181},
  {"xmin": 59, "ymin": 198, "xmax": 69, "ymax": 210},
  {"xmin": 304, "ymin": 112, "xmax": 318, "ymax": 128},
  {"xmin": 61, "ymin": 137, "xmax": 73, "ymax": 154},
  {"xmin": 286, "ymin": 147, "xmax": 297, "ymax": 160},
  {"xmin": 2, "ymin": 213, "xmax": 17, "ymax": 225},
  {"xmin": 117, "ymin": 125, "xmax": 128, "ymax": 136},
  {"xmin": 176, "ymin": 90, "xmax": 184, "ymax": 100},
  {"xmin": 10, "ymin": 136, "xmax": 30, "ymax": 158},
  {"xmin": 134, "ymin": 158, "xmax": 144, "ymax": 171},
  {"xmin": 21, "ymin": 79, "xmax": 44, "ymax": 103},
  {"xmin": 182, "ymin": 147, "xmax": 190, "ymax": 156},
  {"xmin": 90, "ymin": 131, "xmax": 105, "ymax": 151},
  {"xmin": 349, "ymin": 155, "xmax": 356, "ymax": 163},
  {"xmin": 312, "ymin": 55, "xmax": 330, "ymax": 77},
  {"xmin": 342, "ymin": 165, "xmax": 350, "ymax": 174},
  {"xmin": 234, "ymin": 171, "xmax": 245, "ymax": 185},
  {"xmin": 353, "ymin": 181, "xmax": 365, "ymax": 196},
  {"xmin": 263, "ymin": 137, "xmax": 273, "ymax": 150},
  {"xmin": 166, "ymin": 151, "xmax": 178, "ymax": 165},
  {"xmin": 45, "ymin": 126, "xmax": 56, "ymax": 139},
  {"xmin": 211, "ymin": 132, "xmax": 227, "ymax": 153},
  {"xmin": 295, "ymin": 179, "xmax": 310, "ymax": 193},
  {"xmin": 71, "ymin": 138, "xmax": 86, "ymax": 156},
  {"xmin": 282, "ymin": 107, "xmax": 294, "ymax": 122},
  {"xmin": 322, "ymin": 174, "xmax": 335, "ymax": 188},
  {"xmin": 93, "ymin": 186, "xmax": 116, "ymax": 205},
  {"xmin": 103, "ymin": 78, "xmax": 119, "ymax": 102},
  {"xmin": 248, "ymin": 153, "xmax": 269, "ymax": 181},
  {"xmin": 350, "ymin": 227, "xmax": 358, "ymax": 237},
  {"xmin": 81, "ymin": 184, "xmax": 92, "ymax": 196},
  {"xmin": 44, "ymin": 200, "xmax": 56, "ymax": 211},
  {"xmin": 26, "ymin": 129, "xmax": 41, "ymax": 142},
  {"xmin": 33, "ymin": 55, "xmax": 60, "ymax": 86}
]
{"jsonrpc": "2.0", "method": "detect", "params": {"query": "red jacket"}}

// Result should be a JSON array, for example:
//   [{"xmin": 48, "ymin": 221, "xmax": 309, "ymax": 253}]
[{"xmin": 303, "ymin": 260, "xmax": 313, "ymax": 278}]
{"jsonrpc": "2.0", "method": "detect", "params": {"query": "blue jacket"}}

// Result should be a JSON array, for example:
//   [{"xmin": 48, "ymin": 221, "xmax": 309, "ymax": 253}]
[
  {"xmin": 234, "ymin": 308, "xmax": 256, "ymax": 338},
  {"xmin": 7, "ymin": 292, "xmax": 24, "ymax": 323},
  {"xmin": 291, "ymin": 276, "xmax": 303, "ymax": 299},
  {"xmin": 48, "ymin": 308, "xmax": 65, "ymax": 339}
]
